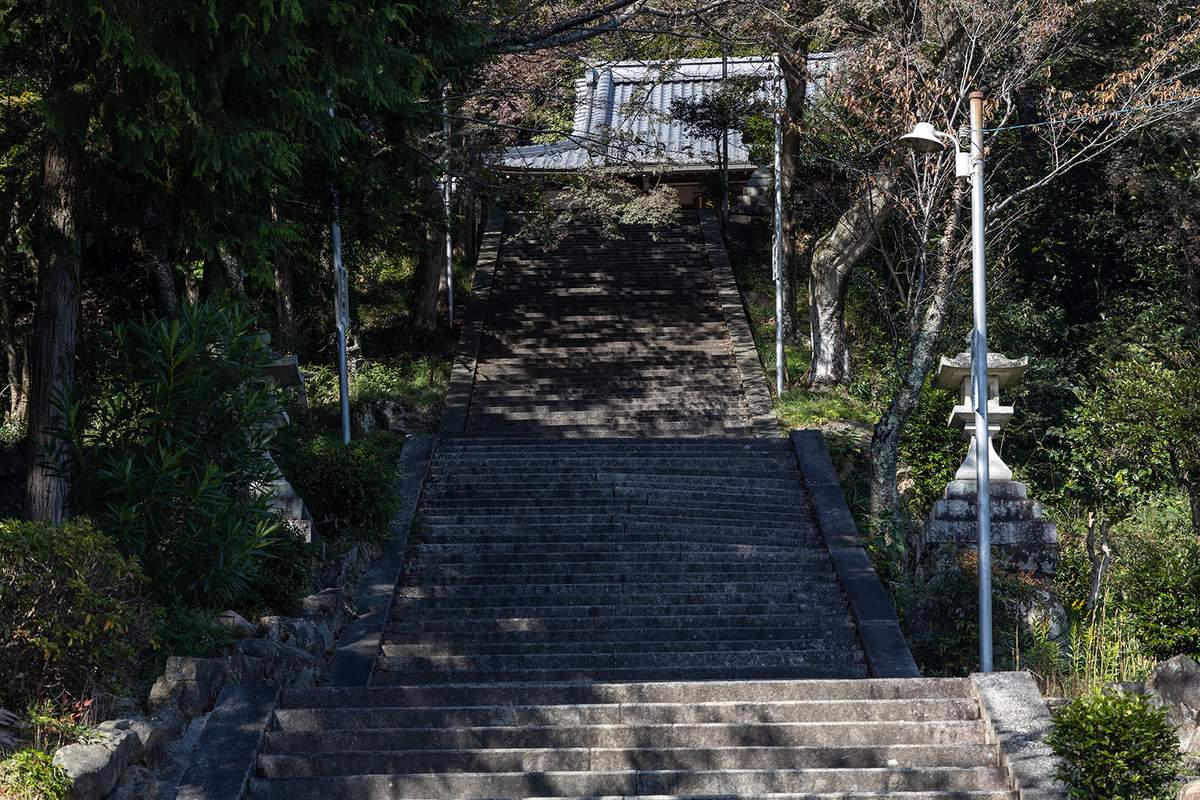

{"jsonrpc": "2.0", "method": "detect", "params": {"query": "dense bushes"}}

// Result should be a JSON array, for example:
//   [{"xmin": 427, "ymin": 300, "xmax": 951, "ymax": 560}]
[
  {"xmin": 1056, "ymin": 498, "xmax": 1200, "ymax": 671},
  {"xmin": 1047, "ymin": 692, "xmax": 1181, "ymax": 800},
  {"xmin": 228, "ymin": 522, "xmax": 317, "ymax": 615},
  {"xmin": 0, "ymin": 749, "xmax": 73, "ymax": 800},
  {"xmin": 50, "ymin": 302, "xmax": 286, "ymax": 610},
  {"xmin": 0, "ymin": 519, "xmax": 155, "ymax": 708},
  {"xmin": 273, "ymin": 430, "xmax": 401, "ymax": 546}
]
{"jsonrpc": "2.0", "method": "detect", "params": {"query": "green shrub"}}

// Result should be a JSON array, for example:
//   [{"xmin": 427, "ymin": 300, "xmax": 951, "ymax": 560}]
[
  {"xmin": 0, "ymin": 749, "xmax": 73, "ymax": 800},
  {"xmin": 903, "ymin": 548, "xmax": 1041, "ymax": 676},
  {"xmin": 274, "ymin": 432, "xmax": 400, "ymax": 545},
  {"xmin": 228, "ymin": 521, "xmax": 317, "ymax": 615},
  {"xmin": 0, "ymin": 519, "xmax": 156, "ymax": 709},
  {"xmin": 1119, "ymin": 541, "xmax": 1200, "ymax": 662},
  {"xmin": 1046, "ymin": 692, "xmax": 1181, "ymax": 800},
  {"xmin": 49, "ymin": 301, "xmax": 285, "ymax": 610}
]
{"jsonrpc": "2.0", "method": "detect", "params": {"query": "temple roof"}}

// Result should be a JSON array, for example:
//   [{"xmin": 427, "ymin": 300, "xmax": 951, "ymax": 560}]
[{"xmin": 499, "ymin": 55, "xmax": 834, "ymax": 173}]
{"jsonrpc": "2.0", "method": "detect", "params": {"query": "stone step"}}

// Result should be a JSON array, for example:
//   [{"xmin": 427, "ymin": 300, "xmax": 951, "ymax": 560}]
[
  {"xmin": 459, "ymin": 398, "xmax": 750, "ymax": 414},
  {"xmin": 367, "ymin": 662, "xmax": 871, "ymax": 684},
  {"xmin": 261, "ymin": 718, "xmax": 988, "ymax": 752},
  {"xmin": 407, "ymin": 531, "xmax": 822, "ymax": 548},
  {"xmin": 464, "ymin": 410, "xmax": 747, "ymax": 425},
  {"xmin": 250, "ymin": 765, "xmax": 1007, "ymax": 797},
  {"xmin": 396, "ymin": 570, "xmax": 837, "ymax": 590},
  {"xmin": 375, "ymin": 645, "xmax": 864, "ymax": 673},
  {"xmin": 287, "ymin": 698, "xmax": 978, "ymax": 729},
  {"xmin": 402, "ymin": 554, "xmax": 833, "ymax": 573},
  {"xmin": 398, "ymin": 555, "xmax": 828, "ymax": 577},
  {"xmin": 257, "ymin": 744, "xmax": 1000, "ymax": 778},
  {"xmin": 385, "ymin": 612, "xmax": 856, "ymax": 633},
  {"xmin": 459, "ymin": 428, "xmax": 754, "ymax": 438},
  {"xmin": 404, "ymin": 541, "xmax": 809, "ymax": 558},
  {"xmin": 392, "ymin": 584, "xmax": 847, "ymax": 604},
  {"xmin": 379, "ymin": 636, "xmax": 858, "ymax": 659},
  {"xmin": 419, "ymin": 478, "xmax": 801, "ymax": 496},
  {"xmin": 417, "ymin": 508, "xmax": 813, "ymax": 525},
  {"xmin": 382, "ymin": 625, "xmax": 854, "ymax": 647},
  {"xmin": 461, "ymin": 421, "xmax": 753, "ymax": 434},
  {"xmin": 283, "ymin": 679, "xmax": 973, "ymax": 709}
]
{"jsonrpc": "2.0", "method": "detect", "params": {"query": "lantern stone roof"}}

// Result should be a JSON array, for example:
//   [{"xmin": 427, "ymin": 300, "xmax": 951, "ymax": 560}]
[
  {"xmin": 499, "ymin": 55, "xmax": 835, "ymax": 173},
  {"xmin": 933, "ymin": 351, "xmax": 1029, "ymax": 391}
]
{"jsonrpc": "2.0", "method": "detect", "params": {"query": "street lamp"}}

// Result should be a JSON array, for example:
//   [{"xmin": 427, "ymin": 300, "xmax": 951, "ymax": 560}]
[{"xmin": 899, "ymin": 91, "xmax": 993, "ymax": 673}]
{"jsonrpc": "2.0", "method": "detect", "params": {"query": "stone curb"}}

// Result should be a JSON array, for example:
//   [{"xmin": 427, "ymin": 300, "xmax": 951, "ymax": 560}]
[
  {"xmin": 696, "ymin": 210, "xmax": 779, "ymax": 439},
  {"xmin": 970, "ymin": 671, "xmax": 1067, "ymax": 800},
  {"xmin": 438, "ymin": 211, "xmax": 505, "ymax": 439},
  {"xmin": 790, "ymin": 429, "xmax": 920, "ymax": 679},
  {"xmin": 173, "ymin": 685, "xmax": 280, "ymax": 800},
  {"xmin": 325, "ymin": 432, "xmax": 436, "ymax": 686}
]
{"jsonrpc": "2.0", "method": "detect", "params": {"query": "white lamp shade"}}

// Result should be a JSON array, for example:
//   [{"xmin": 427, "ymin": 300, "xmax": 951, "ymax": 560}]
[{"xmin": 898, "ymin": 122, "xmax": 947, "ymax": 153}]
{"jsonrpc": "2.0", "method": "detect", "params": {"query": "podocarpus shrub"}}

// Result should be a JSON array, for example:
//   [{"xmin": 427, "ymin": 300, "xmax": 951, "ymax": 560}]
[
  {"xmin": 49, "ymin": 301, "xmax": 285, "ymax": 609},
  {"xmin": 1046, "ymin": 691, "xmax": 1181, "ymax": 800},
  {"xmin": 0, "ymin": 519, "xmax": 155, "ymax": 709},
  {"xmin": 228, "ymin": 521, "xmax": 317, "ymax": 615},
  {"xmin": 274, "ymin": 432, "xmax": 400, "ymax": 546}
]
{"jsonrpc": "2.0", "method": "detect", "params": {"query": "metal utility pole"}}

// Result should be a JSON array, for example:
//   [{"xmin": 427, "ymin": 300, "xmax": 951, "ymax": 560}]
[
  {"xmin": 897, "ymin": 91, "xmax": 993, "ymax": 672},
  {"xmin": 968, "ymin": 90, "xmax": 992, "ymax": 673},
  {"xmin": 332, "ymin": 192, "xmax": 351, "ymax": 446},
  {"xmin": 328, "ymin": 94, "xmax": 351, "ymax": 446},
  {"xmin": 442, "ymin": 84, "xmax": 455, "ymax": 328},
  {"xmin": 721, "ymin": 48, "xmax": 730, "ymax": 231},
  {"xmin": 773, "ymin": 61, "xmax": 785, "ymax": 395}
]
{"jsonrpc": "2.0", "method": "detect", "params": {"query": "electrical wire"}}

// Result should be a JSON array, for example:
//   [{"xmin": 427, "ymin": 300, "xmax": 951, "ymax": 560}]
[{"xmin": 981, "ymin": 93, "xmax": 1200, "ymax": 133}]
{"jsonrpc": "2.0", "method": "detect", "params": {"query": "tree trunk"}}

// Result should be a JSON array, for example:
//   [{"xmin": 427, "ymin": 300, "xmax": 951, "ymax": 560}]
[
  {"xmin": 413, "ymin": 186, "xmax": 447, "ymax": 331},
  {"xmin": 807, "ymin": 174, "xmax": 896, "ymax": 388},
  {"xmin": 412, "ymin": 224, "xmax": 445, "ymax": 331},
  {"xmin": 146, "ymin": 253, "xmax": 181, "ymax": 320},
  {"xmin": 271, "ymin": 198, "xmax": 297, "ymax": 342},
  {"xmin": 274, "ymin": 250, "xmax": 296, "ymax": 342},
  {"xmin": 868, "ymin": 289, "xmax": 950, "ymax": 519},
  {"xmin": 25, "ymin": 128, "xmax": 83, "ymax": 523},
  {"xmin": 1, "ymin": 201, "xmax": 26, "ymax": 422},
  {"xmin": 2, "ymin": 292, "xmax": 19, "ymax": 423},
  {"xmin": 184, "ymin": 271, "xmax": 201, "ymax": 305},
  {"xmin": 15, "ymin": 344, "xmax": 29, "ymax": 425},
  {"xmin": 777, "ymin": 38, "xmax": 809, "ymax": 346},
  {"xmin": 867, "ymin": 182, "xmax": 966, "ymax": 522},
  {"xmin": 1188, "ymin": 481, "xmax": 1200, "ymax": 548},
  {"xmin": 141, "ymin": 210, "xmax": 181, "ymax": 320}
]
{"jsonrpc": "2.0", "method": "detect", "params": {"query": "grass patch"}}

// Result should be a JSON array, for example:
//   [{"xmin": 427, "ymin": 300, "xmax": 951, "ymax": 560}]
[{"xmin": 724, "ymin": 221, "xmax": 881, "ymax": 430}]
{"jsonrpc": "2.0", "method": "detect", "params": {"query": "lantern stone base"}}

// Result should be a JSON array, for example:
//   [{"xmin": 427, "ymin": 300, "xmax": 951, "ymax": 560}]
[{"xmin": 922, "ymin": 480, "xmax": 1058, "ymax": 582}]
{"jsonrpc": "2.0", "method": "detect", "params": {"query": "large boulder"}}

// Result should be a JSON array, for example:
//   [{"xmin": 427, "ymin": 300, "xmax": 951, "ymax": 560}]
[
  {"xmin": 223, "ymin": 638, "xmax": 320, "ymax": 688},
  {"xmin": 148, "ymin": 655, "xmax": 264, "ymax": 716},
  {"xmin": 1146, "ymin": 655, "xmax": 1200, "ymax": 752},
  {"xmin": 53, "ymin": 727, "xmax": 140, "ymax": 800}
]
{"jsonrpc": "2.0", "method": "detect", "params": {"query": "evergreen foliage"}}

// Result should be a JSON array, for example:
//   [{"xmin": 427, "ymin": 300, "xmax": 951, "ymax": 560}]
[
  {"xmin": 0, "ymin": 518, "xmax": 154, "ymax": 709},
  {"xmin": 48, "ymin": 301, "xmax": 285, "ymax": 609},
  {"xmin": 1047, "ymin": 692, "xmax": 1182, "ymax": 800}
]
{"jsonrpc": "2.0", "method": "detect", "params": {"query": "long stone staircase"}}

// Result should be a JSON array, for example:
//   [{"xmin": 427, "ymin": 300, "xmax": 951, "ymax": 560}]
[
  {"xmin": 464, "ymin": 215, "xmax": 755, "ymax": 437},
  {"xmin": 229, "ymin": 212, "xmax": 1055, "ymax": 800}
]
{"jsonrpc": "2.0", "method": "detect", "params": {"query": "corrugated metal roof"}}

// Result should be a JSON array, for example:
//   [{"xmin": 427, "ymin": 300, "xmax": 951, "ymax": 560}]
[{"xmin": 499, "ymin": 55, "xmax": 834, "ymax": 173}]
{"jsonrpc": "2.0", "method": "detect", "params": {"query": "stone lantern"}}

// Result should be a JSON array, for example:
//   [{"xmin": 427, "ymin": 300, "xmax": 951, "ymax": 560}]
[
  {"xmin": 923, "ymin": 350, "xmax": 1058, "ymax": 584},
  {"xmin": 932, "ymin": 350, "xmax": 1027, "ymax": 482}
]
